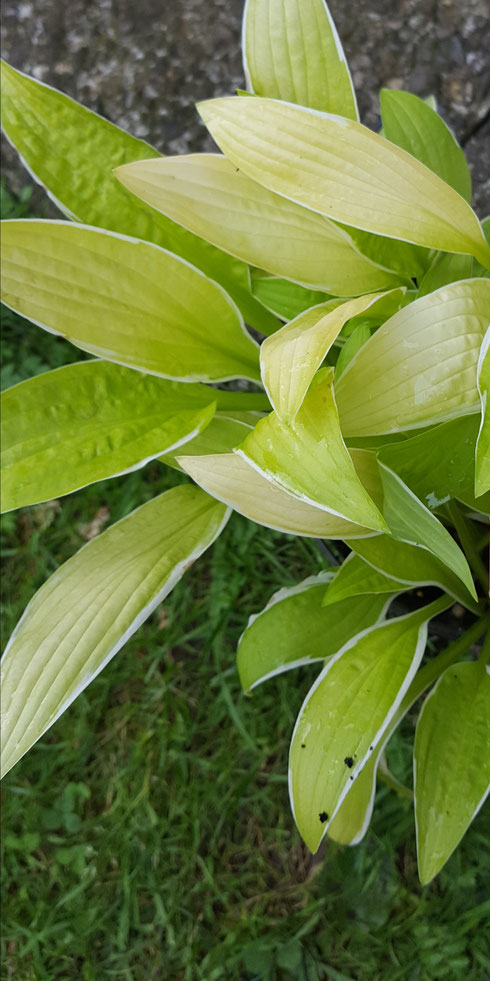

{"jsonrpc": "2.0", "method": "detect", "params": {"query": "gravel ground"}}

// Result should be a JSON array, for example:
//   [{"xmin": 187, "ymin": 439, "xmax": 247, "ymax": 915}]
[{"xmin": 1, "ymin": 0, "xmax": 489, "ymax": 212}]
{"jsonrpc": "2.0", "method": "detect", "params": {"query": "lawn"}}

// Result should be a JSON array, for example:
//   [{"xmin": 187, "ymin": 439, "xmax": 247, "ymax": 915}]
[{"xmin": 1, "ymin": 184, "xmax": 489, "ymax": 980}]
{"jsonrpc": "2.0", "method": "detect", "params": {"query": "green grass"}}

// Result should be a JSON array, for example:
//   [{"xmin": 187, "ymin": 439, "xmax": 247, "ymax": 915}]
[{"xmin": 2, "ymin": 186, "xmax": 490, "ymax": 980}]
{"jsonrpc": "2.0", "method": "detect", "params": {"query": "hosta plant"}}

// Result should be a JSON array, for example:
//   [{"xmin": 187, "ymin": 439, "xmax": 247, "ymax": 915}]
[{"xmin": 1, "ymin": 0, "xmax": 489, "ymax": 885}]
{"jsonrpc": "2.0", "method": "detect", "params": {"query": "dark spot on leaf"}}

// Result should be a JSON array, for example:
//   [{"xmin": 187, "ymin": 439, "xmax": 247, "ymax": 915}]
[
  {"xmin": 344, "ymin": 756, "xmax": 354, "ymax": 768},
  {"xmin": 301, "ymin": 743, "xmax": 306, "ymax": 748},
  {"xmin": 349, "ymin": 775, "xmax": 354, "ymax": 781},
  {"xmin": 319, "ymin": 811, "xmax": 329, "ymax": 823}
]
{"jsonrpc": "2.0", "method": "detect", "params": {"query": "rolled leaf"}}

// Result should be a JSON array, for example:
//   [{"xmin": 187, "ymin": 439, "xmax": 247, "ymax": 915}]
[
  {"xmin": 1, "ymin": 361, "xmax": 219, "ymax": 511},
  {"xmin": 179, "ymin": 451, "xmax": 375, "ymax": 538},
  {"xmin": 289, "ymin": 595, "xmax": 451, "ymax": 852},
  {"xmin": 335, "ymin": 279, "xmax": 490, "ymax": 435},
  {"xmin": 475, "ymin": 328, "xmax": 490, "ymax": 497},
  {"xmin": 323, "ymin": 552, "xmax": 402, "ymax": 606},
  {"xmin": 349, "ymin": 535, "xmax": 479, "ymax": 613},
  {"xmin": 115, "ymin": 154, "xmax": 402, "ymax": 295},
  {"xmin": 378, "ymin": 415, "xmax": 490, "ymax": 514},
  {"xmin": 414, "ymin": 660, "xmax": 490, "ymax": 884},
  {"xmin": 0, "ymin": 485, "xmax": 229, "ymax": 777},
  {"xmin": 237, "ymin": 575, "xmax": 393, "ymax": 691},
  {"xmin": 238, "ymin": 369, "xmax": 387, "ymax": 530},
  {"xmin": 0, "ymin": 60, "xmax": 276, "ymax": 335},
  {"xmin": 379, "ymin": 463, "xmax": 476, "ymax": 599},
  {"xmin": 198, "ymin": 97, "xmax": 490, "ymax": 267},
  {"xmin": 261, "ymin": 290, "xmax": 404, "ymax": 421},
  {"xmin": 242, "ymin": 0, "xmax": 359, "ymax": 118},
  {"xmin": 380, "ymin": 89, "xmax": 472, "ymax": 203},
  {"xmin": 0, "ymin": 220, "xmax": 260, "ymax": 383}
]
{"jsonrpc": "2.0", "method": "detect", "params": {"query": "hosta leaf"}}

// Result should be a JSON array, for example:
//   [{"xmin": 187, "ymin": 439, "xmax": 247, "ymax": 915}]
[
  {"xmin": 238, "ymin": 370, "xmax": 387, "ymax": 530},
  {"xmin": 475, "ymin": 328, "xmax": 490, "ymax": 497},
  {"xmin": 418, "ymin": 252, "xmax": 474, "ymax": 298},
  {"xmin": 337, "ymin": 226, "xmax": 430, "ymax": 281},
  {"xmin": 378, "ymin": 415, "xmax": 490, "ymax": 514},
  {"xmin": 0, "ymin": 485, "xmax": 229, "ymax": 777},
  {"xmin": 115, "ymin": 155, "xmax": 402, "ymax": 296},
  {"xmin": 237, "ymin": 575, "xmax": 393, "ymax": 691},
  {"xmin": 262, "ymin": 290, "xmax": 404, "ymax": 421},
  {"xmin": 242, "ymin": 0, "xmax": 359, "ymax": 119},
  {"xmin": 251, "ymin": 275, "xmax": 330, "ymax": 321},
  {"xmin": 1, "ymin": 361, "xmax": 220, "ymax": 512},
  {"xmin": 414, "ymin": 660, "xmax": 490, "ymax": 884},
  {"xmin": 379, "ymin": 464, "xmax": 476, "ymax": 599},
  {"xmin": 179, "ymin": 451, "xmax": 374, "ymax": 538},
  {"xmin": 0, "ymin": 60, "xmax": 276, "ymax": 335},
  {"xmin": 160, "ymin": 415, "xmax": 254, "ymax": 471},
  {"xmin": 335, "ymin": 279, "xmax": 490, "ymax": 435},
  {"xmin": 198, "ymin": 98, "xmax": 490, "ymax": 267},
  {"xmin": 323, "ymin": 552, "xmax": 402, "ymax": 607},
  {"xmin": 473, "ymin": 216, "xmax": 490, "ymax": 281},
  {"xmin": 289, "ymin": 596, "xmax": 451, "ymax": 852},
  {"xmin": 335, "ymin": 322, "xmax": 372, "ymax": 379},
  {"xmin": 327, "ymin": 752, "xmax": 379, "ymax": 845},
  {"xmin": 349, "ymin": 535, "xmax": 479, "ymax": 613},
  {"xmin": 380, "ymin": 89, "xmax": 472, "ymax": 203},
  {"xmin": 0, "ymin": 220, "xmax": 260, "ymax": 383}
]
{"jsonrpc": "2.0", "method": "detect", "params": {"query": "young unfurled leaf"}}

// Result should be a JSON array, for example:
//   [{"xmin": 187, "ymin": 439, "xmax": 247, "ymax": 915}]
[
  {"xmin": 237, "ymin": 370, "xmax": 387, "ymax": 530},
  {"xmin": 475, "ymin": 328, "xmax": 490, "ymax": 497},
  {"xmin": 0, "ymin": 486, "xmax": 229, "ymax": 777},
  {"xmin": 261, "ymin": 290, "xmax": 404, "ymax": 422},
  {"xmin": 251, "ymin": 275, "xmax": 331, "ymax": 321},
  {"xmin": 378, "ymin": 415, "xmax": 490, "ymax": 514},
  {"xmin": 414, "ymin": 660, "xmax": 490, "ymax": 884},
  {"xmin": 289, "ymin": 596, "xmax": 451, "ymax": 852},
  {"xmin": 179, "ymin": 452, "xmax": 374, "ymax": 538},
  {"xmin": 0, "ymin": 60, "xmax": 276, "ymax": 335},
  {"xmin": 242, "ymin": 0, "xmax": 358, "ymax": 119},
  {"xmin": 237, "ymin": 574, "xmax": 393, "ymax": 691},
  {"xmin": 1, "ymin": 361, "xmax": 219, "ymax": 512},
  {"xmin": 349, "ymin": 535, "xmax": 479, "ymax": 613},
  {"xmin": 335, "ymin": 279, "xmax": 490, "ymax": 435},
  {"xmin": 115, "ymin": 155, "xmax": 402, "ymax": 296},
  {"xmin": 323, "ymin": 552, "xmax": 402, "ymax": 607},
  {"xmin": 198, "ymin": 98, "xmax": 490, "ymax": 267},
  {"xmin": 0, "ymin": 220, "xmax": 260, "ymax": 383},
  {"xmin": 379, "ymin": 464, "xmax": 476, "ymax": 599},
  {"xmin": 380, "ymin": 89, "xmax": 472, "ymax": 203}
]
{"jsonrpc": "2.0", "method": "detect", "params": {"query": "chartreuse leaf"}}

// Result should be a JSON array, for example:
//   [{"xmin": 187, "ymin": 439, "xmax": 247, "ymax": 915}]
[
  {"xmin": 115, "ymin": 154, "xmax": 402, "ymax": 296},
  {"xmin": 251, "ymin": 275, "xmax": 331, "ymax": 321},
  {"xmin": 160, "ymin": 416, "xmax": 254, "ymax": 471},
  {"xmin": 335, "ymin": 322, "xmax": 372, "ymax": 379},
  {"xmin": 473, "ymin": 216, "xmax": 490, "ymax": 281},
  {"xmin": 335, "ymin": 279, "xmax": 490, "ymax": 436},
  {"xmin": 380, "ymin": 89, "xmax": 472, "ymax": 203},
  {"xmin": 0, "ymin": 361, "xmax": 220, "ymax": 512},
  {"xmin": 0, "ymin": 220, "xmax": 260, "ymax": 383},
  {"xmin": 414, "ymin": 660, "xmax": 490, "ymax": 884},
  {"xmin": 418, "ymin": 252, "xmax": 473, "ymax": 297},
  {"xmin": 379, "ymin": 464, "xmax": 476, "ymax": 599},
  {"xmin": 348, "ymin": 535, "xmax": 479, "ymax": 613},
  {"xmin": 237, "ymin": 369, "xmax": 387, "ymax": 530},
  {"xmin": 261, "ymin": 290, "xmax": 404, "ymax": 421},
  {"xmin": 289, "ymin": 595, "xmax": 451, "ymax": 852},
  {"xmin": 378, "ymin": 415, "xmax": 490, "ymax": 514},
  {"xmin": 198, "ymin": 98, "xmax": 490, "ymax": 267},
  {"xmin": 323, "ymin": 552, "xmax": 402, "ymax": 607},
  {"xmin": 0, "ymin": 485, "xmax": 229, "ymax": 777},
  {"xmin": 0, "ymin": 60, "xmax": 277, "ymax": 335},
  {"xmin": 237, "ymin": 575, "xmax": 393, "ymax": 691},
  {"xmin": 242, "ymin": 0, "xmax": 358, "ymax": 119},
  {"xmin": 179, "ymin": 452, "xmax": 375, "ymax": 538},
  {"xmin": 475, "ymin": 328, "xmax": 490, "ymax": 496}
]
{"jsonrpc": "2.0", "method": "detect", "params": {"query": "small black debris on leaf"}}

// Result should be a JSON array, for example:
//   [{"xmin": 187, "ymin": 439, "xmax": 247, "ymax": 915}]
[
  {"xmin": 319, "ymin": 811, "xmax": 329, "ymax": 823},
  {"xmin": 344, "ymin": 756, "xmax": 354, "ymax": 768}
]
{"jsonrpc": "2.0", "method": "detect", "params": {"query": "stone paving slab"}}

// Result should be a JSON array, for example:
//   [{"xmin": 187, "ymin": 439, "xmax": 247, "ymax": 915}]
[{"xmin": 2, "ymin": 0, "xmax": 489, "ymax": 213}]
